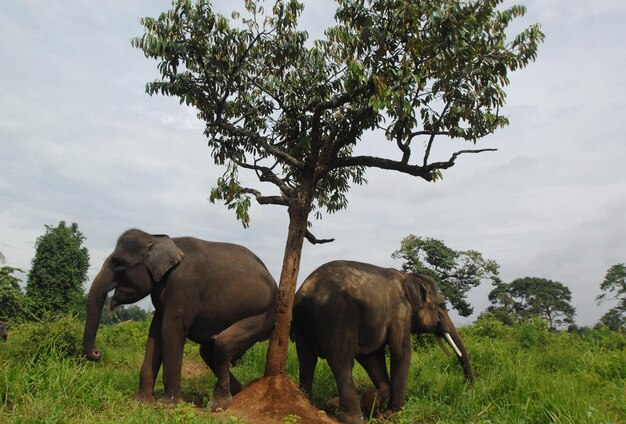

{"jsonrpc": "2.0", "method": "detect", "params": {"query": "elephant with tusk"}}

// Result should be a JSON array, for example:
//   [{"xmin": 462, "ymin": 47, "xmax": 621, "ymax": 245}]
[{"xmin": 292, "ymin": 260, "xmax": 473, "ymax": 424}]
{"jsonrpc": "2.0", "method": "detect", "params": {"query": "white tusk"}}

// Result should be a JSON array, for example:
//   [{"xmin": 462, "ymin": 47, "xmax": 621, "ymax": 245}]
[{"xmin": 444, "ymin": 332, "xmax": 463, "ymax": 357}]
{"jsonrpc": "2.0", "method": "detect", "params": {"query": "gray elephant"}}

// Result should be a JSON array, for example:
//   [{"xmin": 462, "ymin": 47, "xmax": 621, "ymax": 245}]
[
  {"xmin": 0, "ymin": 321, "xmax": 7, "ymax": 342},
  {"xmin": 292, "ymin": 260, "xmax": 473, "ymax": 424},
  {"xmin": 82, "ymin": 229, "xmax": 277, "ymax": 411}
]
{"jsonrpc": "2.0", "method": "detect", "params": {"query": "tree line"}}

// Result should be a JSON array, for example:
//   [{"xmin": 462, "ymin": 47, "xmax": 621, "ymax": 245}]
[
  {"xmin": 1, "ymin": 222, "xmax": 623, "ymax": 332},
  {"xmin": 393, "ymin": 234, "xmax": 626, "ymax": 332}
]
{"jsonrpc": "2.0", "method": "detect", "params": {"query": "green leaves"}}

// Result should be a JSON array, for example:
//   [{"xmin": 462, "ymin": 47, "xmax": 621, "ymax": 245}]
[
  {"xmin": 596, "ymin": 263, "xmax": 626, "ymax": 331},
  {"xmin": 134, "ymin": 0, "xmax": 542, "ymax": 228},
  {"xmin": 393, "ymin": 234, "xmax": 501, "ymax": 316},
  {"xmin": 489, "ymin": 277, "xmax": 576, "ymax": 330},
  {"xmin": 209, "ymin": 170, "xmax": 253, "ymax": 228},
  {"xmin": 25, "ymin": 222, "xmax": 90, "ymax": 318}
]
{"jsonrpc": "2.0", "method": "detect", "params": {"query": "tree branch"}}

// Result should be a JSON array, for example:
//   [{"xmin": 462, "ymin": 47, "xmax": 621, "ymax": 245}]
[
  {"xmin": 240, "ymin": 187, "xmax": 290, "ymax": 206},
  {"xmin": 305, "ymin": 230, "xmax": 335, "ymax": 244},
  {"xmin": 337, "ymin": 148, "xmax": 498, "ymax": 180},
  {"xmin": 214, "ymin": 120, "xmax": 305, "ymax": 170},
  {"xmin": 426, "ymin": 148, "xmax": 498, "ymax": 170},
  {"xmin": 234, "ymin": 159, "xmax": 294, "ymax": 197},
  {"xmin": 337, "ymin": 155, "xmax": 433, "ymax": 180}
]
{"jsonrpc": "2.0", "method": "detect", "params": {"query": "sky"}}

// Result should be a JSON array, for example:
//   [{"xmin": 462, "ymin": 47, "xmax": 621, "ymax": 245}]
[{"xmin": 1, "ymin": 0, "xmax": 625, "ymax": 326}]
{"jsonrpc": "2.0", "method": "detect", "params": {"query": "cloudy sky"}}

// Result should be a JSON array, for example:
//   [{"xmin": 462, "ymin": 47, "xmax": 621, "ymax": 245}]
[{"xmin": 1, "ymin": 0, "xmax": 624, "ymax": 326}]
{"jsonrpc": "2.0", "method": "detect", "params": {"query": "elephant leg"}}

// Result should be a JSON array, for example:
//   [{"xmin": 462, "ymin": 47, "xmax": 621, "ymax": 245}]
[
  {"xmin": 327, "ymin": 355, "xmax": 362, "ymax": 424},
  {"xmin": 294, "ymin": 330, "xmax": 318, "ymax": 399},
  {"xmin": 199, "ymin": 342, "xmax": 242, "ymax": 395},
  {"xmin": 356, "ymin": 348, "xmax": 391, "ymax": 411},
  {"xmin": 387, "ymin": 335, "xmax": 412, "ymax": 414},
  {"xmin": 135, "ymin": 311, "xmax": 163, "ymax": 402},
  {"xmin": 159, "ymin": 313, "xmax": 186, "ymax": 404},
  {"xmin": 210, "ymin": 313, "xmax": 268, "ymax": 412}
]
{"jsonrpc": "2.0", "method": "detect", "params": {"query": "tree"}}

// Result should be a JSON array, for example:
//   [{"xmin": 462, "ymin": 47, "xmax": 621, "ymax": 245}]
[
  {"xmin": 488, "ymin": 277, "xmax": 575, "ymax": 330},
  {"xmin": 100, "ymin": 295, "xmax": 150, "ymax": 325},
  {"xmin": 392, "ymin": 235, "xmax": 501, "ymax": 316},
  {"xmin": 596, "ymin": 263, "xmax": 626, "ymax": 331},
  {"xmin": 134, "ymin": 0, "xmax": 542, "ymax": 376},
  {"xmin": 26, "ymin": 222, "xmax": 90, "ymax": 317},
  {"xmin": 0, "ymin": 265, "xmax": 30, "ymax": 322}
]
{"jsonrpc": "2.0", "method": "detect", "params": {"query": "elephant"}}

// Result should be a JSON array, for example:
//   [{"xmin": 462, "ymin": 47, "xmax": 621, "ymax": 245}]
[
  {"xmin": 0, "ymin": 321, "xmax": 7, "ymax": 342},
  {"xmin": 292, "ymin": 260, "xmax": 473, "ymax": 423},
  {"xmin": 82, "ymin": 229, "xmax": 278, "ymax": 411}
]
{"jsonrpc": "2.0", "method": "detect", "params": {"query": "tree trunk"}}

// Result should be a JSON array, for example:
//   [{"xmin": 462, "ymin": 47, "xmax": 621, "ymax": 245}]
[{"xmin": 264, "ymin": 202, "xmax": 310, "ymax": 376}]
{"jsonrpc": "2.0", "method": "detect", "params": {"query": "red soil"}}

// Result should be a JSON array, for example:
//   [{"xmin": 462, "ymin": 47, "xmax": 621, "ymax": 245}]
[{"xmin": 221, "ymin": 375, "xmax": 339, "ymax": 424}]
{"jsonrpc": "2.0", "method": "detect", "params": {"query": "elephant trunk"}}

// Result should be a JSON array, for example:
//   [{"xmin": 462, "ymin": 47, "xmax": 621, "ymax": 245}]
[
  {"xmin": 445, "ymin": 324, "xmax": 474, "ymax": 383},
  {"xmin": 439, "ymin": 312, "xmax": 474, "ymax": 383},
  {"xmin": 82, "ymin": 258, "xmax": 116, "ymax": 362}
]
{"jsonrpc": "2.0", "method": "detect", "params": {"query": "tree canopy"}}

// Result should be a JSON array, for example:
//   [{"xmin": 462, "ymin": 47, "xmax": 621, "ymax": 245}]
[
  {"xmin": 0, "ymin": 265, "xmax": 29, "ymax": 322},
  {"xmin": 135, "ymin": 0, "xmax": 543, "ymax": 375},
  {"xmin": 392, "ymin": 234, "xmax": 500, "ymax": 316},
  {"xmin": 26, "ymin": 222, "xmax": 90, "ymax": 318},
  {"xmin": 488, "ymin": 277, "xmax": 576, "ymax": 329},
  {"xmin": 596, "ymin": 263, "xmax": 626, "ymax": 331}
]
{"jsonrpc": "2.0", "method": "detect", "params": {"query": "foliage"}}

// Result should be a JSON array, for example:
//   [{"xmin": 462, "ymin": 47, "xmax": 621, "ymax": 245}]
[
  {"xmin": 25, "ymin": 221, "xmax": 90, "ymax": 318},
  {"xmin": 133, "ymin": 0, "xmax": 543, "ymax": 227},
  {"xmin": 392, "ymin": 234, "xmax": 501, "ymax": 316},
  {"xmin": 6, "ymin": 315, "xmax": 84, "ymax": 362},
  {"xmin": 488, "ymin": 277, "xmax": 576, "ymax": 330},
  {"xmin": 596, "ymin": 263, "xmax": 626, "ymax": 331},
  {"xmin": 133, "ymin": 0, "xmax": 542, "ymax": 375},
  {"xmin": 0, "ymin": 266, "xmax": 30, "ymax": 322},
  {"xmin": 1, "ymin": 317, "xmax": 624, "ymax": 423},
  {"xmin": 100, "ymin": 296, "xmax": 150, "ymax": 325}
]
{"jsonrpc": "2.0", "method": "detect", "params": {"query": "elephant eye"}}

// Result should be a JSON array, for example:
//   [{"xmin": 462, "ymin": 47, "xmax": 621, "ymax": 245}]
[{"xmin": 109, "ymin": 257, "xmax": 126, "ymax": 272}]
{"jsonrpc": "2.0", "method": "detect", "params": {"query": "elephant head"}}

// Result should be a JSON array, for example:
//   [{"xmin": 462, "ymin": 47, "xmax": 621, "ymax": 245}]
[
  {"xmin": 404, "ymin": 274, "xmax": 474, "ymax": 382},
  {"xmin": 82, "ymin": 229, "xmax": 184, "ymax": 361}
]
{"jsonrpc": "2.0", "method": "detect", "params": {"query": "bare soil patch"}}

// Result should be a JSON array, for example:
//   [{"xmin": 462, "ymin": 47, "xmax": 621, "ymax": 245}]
[
  {"xmin": 221, "ymin": 375, "xmax": 338, "ymax": 424},
  {"xmin": 182, "ymin": 360, "xmax": 208, "ymax": 379}
]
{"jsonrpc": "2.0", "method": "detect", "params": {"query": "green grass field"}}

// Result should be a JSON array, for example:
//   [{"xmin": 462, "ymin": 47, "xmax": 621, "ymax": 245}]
[{"xmin": 0, "ymin": 315, "xmax": 624, "ymax": 423}]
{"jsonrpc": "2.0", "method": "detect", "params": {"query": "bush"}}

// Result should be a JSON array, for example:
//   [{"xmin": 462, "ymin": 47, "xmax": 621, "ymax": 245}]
[
  {"xmin": 6, "ymin": 315, "xmax": 84, "ymax": 362},
  {"xmin": 515, "ymin": 318, "xmax": 550, "ymax": 349},
  {"xmin": 470, "ymin": 312, "xmax": 509, "ymax": 339}
]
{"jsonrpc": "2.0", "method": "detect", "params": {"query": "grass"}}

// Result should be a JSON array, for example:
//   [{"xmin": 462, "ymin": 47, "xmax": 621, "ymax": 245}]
[{"xmin": 0, "ymin": 315, "xmax": 624, "ymax": 423}]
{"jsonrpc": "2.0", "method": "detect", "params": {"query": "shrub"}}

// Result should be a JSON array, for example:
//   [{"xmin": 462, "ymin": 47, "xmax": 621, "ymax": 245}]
[{"xmin": 6, "ymin": 315, "xmax": 83, "ymax": 362}]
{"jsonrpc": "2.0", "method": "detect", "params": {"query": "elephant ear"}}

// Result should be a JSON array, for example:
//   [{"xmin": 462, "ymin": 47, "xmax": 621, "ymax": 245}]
[
  {"xmin": 145, "ymin": 236, "xmax": 184, "ymax": 282},
  {"xmin": 404, "ymin": 274, "xmax": 427, "ymax": 310}
]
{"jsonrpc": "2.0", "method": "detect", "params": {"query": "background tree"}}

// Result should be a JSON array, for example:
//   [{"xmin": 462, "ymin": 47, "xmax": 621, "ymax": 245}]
[
  {"xmin": 484, "ymin": 282, "xmax": 518, "ymax": 326},
  {"xmin": 26, "ymin": 222, "xmax": 90, "ymax": 318},
  {"xmin": 596, "ymin": 263, "xmax": 626, "ymax": 331},
  {"xmin": 488, "ymin": 277, "xmax": 575, "ymax": 330},
  {"xmin": 0, "ymin": 265, "xmax": 30, "ymax": 322},
  {"xmin": 134, "ymin": 0, "xmax": 542, "ymax": 376},
  {"xmin": 100, "ymin": 295, "xmax": 150, "ymax": 325},
  {"xmin": 392, "ymin": 234, "xmax": 501, "ymax": 316}
]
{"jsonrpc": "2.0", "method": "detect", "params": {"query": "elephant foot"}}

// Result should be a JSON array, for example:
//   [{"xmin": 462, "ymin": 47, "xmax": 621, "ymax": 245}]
[
  {"xmin": 383, "ymin": 409, "xmax": 400, "ymax": 421},
  {"xmin": 337, "ymin": 410, "xmax": 364, "ymax": 424},
  {"xmin": 360, "ymin": 389, "xmax": 380, "ymax": 418},
  {"xmin": 157, "ymin": 394, "xmax": 182, "ymax": 406},
  {"xmin": 210, "ymin": 393, "xmax": 233, "ymax": 412},
  {"xmin": 133, "ymin": 391, "xmax": 156, "ymax": 403},
  {"xmin": 325, "ymin": 396, "xmax": 340, "ymax": 413}
]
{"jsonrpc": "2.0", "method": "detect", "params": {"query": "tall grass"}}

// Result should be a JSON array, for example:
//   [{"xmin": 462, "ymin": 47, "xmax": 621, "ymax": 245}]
[{"xmin": 0, "ymin": 315, "xmax": 623, "ymax": 423}]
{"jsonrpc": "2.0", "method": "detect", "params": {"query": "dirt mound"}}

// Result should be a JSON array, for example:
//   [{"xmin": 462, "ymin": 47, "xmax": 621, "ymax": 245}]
[{"xmin": 221, "ymin": 375, "xmax": 338, "ymax": 424}]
